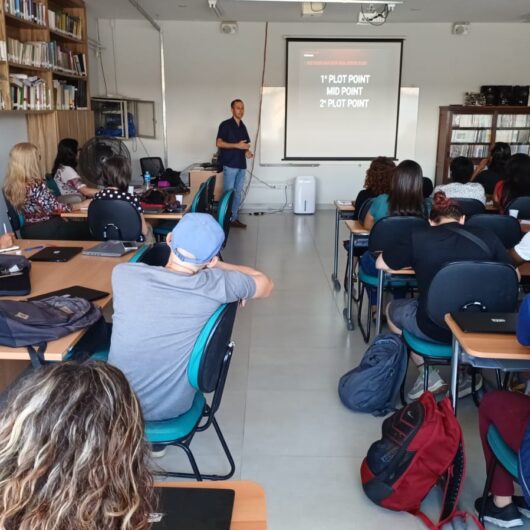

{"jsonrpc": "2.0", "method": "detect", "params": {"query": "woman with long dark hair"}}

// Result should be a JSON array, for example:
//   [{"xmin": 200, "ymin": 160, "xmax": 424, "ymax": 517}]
[
  {"xmin": 493, "ymin": 153, "xmax": 530, "ymax": 213},
  {"xmin": 472, "ymin": 142, "xmax": 511, "ymax": 195},
  {"xmin": 52, "ymin": 138, "xmax": 99, "ymax": 198}
]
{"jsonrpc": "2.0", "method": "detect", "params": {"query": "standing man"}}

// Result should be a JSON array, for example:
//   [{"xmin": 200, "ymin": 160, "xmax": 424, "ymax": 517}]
[{"xmin": 216, "ymin": 99, "xmax": 253, "ymax": 228}]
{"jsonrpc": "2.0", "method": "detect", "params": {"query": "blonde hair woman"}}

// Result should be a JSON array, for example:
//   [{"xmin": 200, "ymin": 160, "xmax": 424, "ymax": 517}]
[
  {"xmin": 0, "ymin": 362, "xmax": 155, "ymax": 530},
  {"xmin": 3, "ymin": 143, "xmax": 91, "ymax": 239}
]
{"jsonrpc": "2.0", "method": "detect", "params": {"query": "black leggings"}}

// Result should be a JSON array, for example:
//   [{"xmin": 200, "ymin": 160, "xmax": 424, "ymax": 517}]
[{"xmin": 21, "ymin": 217, "xmax": 92, "ymax": 240}]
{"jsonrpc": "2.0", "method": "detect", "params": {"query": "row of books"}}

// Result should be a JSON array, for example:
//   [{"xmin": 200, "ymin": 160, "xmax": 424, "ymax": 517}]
[
  {"xmin": 9, "ymin": 74, "xmax": 51, "ymax": 110},
  {"xmin": 7, "ymin": 38, "xmax": 87, "ymax": 76},
  {"xmin": 452, "ymin": 114, "xmax": 493, "ymax": 128},
  {"xmin": 4, "ymin": 0, "xmax": 47, "ymax": 26},
  {"xmin": 53, "ymin": 79, "xmax": 87, "ymax": 110},
  {"xmin": 449, "ymin": 144, "xmax": 490, "ymax": 158},
  {"xmin": 511, "ymin": 145, "xmax": 530, "ymax": 155},
  {"xmin": 48, "ymin": 10, "xmax": 82, "ymax": 40},
  {"xmin": 0, "ymin": 90, "xmax": 5, "ymax": 111},
  {"xmin": 0, "ymin": 40, "xmax": 6, "ymax": 62},
  {"xmin": 451, "ymin": 129, "xmax": 491, "ymax": 143},
  {"xmin": 496, "ymin": 129, "xmax": 530, "ymax": 144},
  {"xmin": 498, "ymin": 114, "xmax": 530, "ymax": 128}
]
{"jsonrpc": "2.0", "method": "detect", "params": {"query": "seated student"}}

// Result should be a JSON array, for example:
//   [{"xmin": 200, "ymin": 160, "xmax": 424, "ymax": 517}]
[
  {"xmin": 434, "ymin": 156, "xmax": 486, "ymax": 204},
  {"xmin": 94, "ymin": 156, "xmax": 154, "ymax": 242},
  {"xmin": 511, "ymin": 232, "xmax": 530, "ymax": 265},
  {"xmin": 494, "ymin": 153, "xmax": 530, "ymax": 213},
  {"xmin": 472, "ymin": 142, "xmax": 511, "ymax": 195},
  {"xmin": 0, "ymin": 362, "xmax": 155, "ymax": 530},
  {"xmin": 52, "ymin": 138, "xmax": 99, "ymax": 200},
  {"xmin": 353, "ymin": 157, "xmax": 395, "ymax": 220},
  {"xmin": 108, "ymin": 213, "xmax": 273, "ymax": 422},
  {"xmin": 3, "ymin": 143, "xmax": 92, "ymax": 240},
  {"xmin": 377, "ymin": 192, "xmax": 513, "ymax": 400},
  {"xmin": 474, "ymin": 296, "xmax": 530, "ymax": 528}
]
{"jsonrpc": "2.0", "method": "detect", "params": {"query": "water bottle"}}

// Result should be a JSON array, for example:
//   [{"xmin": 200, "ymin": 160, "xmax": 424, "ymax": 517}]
[{"xmin": 143, "ymin": 170, "xmax": 151, "ymax": 190}]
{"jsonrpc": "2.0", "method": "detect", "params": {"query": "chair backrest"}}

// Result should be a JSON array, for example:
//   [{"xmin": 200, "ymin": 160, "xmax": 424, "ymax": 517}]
[
  {"xmin": 139, "ymin": 157, "xmax": 165, "ymax": 179},
  {"xmin": 507, "ymin": 196, "xmax": 530, "ymax": 220},
  {"xmin": 187, "ymin": 302, "xmax": 238, "ymax": 393},
  {"xmin": 357, "ymin": 198, "xmax": 374, "ymax": 224},
  {"xmin": 426, "ymin": 261, "xmax": 519, "ymax": 330},
  {"xmin": 454, "ymin": 198, "xmax": 486, "ymax": 217},
  {"xmin": 45, "ymin": 174, "xmax": 61, "ymax": 197},
  {"xmin": 88, "ymin": 199, "xmax": 143, "ymax": 242},
  {"xmin": 217, "ymin": 190, "xmax": 234, "ymax": 248},
  {"xmin": 2, "ymin": 192, "xmax": 23, "ymax": 232},
  {"xmin": 369, "ymin": 216, "xmax": 428, "ymax": 253},
  {"xmin": 205, "ymin": 175, "xmax": 216, "ymax": 211},
  {"xmin": 138, "ymin": 242, "xmax": 171, "ymax": 266},
  {"xmin": 190, "ymin": 182, "xmax": 209, "ymax": 213},
  {"xmin": 466, "ymin": 214, "xmax": 522, "ymax": 249}
]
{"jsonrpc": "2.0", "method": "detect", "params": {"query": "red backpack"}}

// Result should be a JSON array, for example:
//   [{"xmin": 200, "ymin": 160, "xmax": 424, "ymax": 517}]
[{"xmin": 360, "ymin": 392, "xmax": 484, "ymax": 529}]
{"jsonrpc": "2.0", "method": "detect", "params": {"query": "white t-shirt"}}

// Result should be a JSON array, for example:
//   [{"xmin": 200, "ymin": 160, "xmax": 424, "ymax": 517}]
[
  {"xmin": 515, "ymin": 232, "xmax": 530, "ymax": 261},
  {"xmin": 433, "ymin": 182, "xmax": 486, "ymax": 205},
  {"xmin": 54, "ymin": 165, "xmax": 86, "ymax": 196}
]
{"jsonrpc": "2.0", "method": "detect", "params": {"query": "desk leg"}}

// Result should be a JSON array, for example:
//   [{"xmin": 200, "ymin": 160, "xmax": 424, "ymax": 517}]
[
  {"xmin": 331, "ymin": 209, "xmax": 341, "ymax": 291},
  {"xmin": 345, "ymin": 231, "xmax": 355, "ymax": 330},
  {"xmin": 375, "ymin": 270, "xmax": 384, "ymax": 336},
  {"xmin": 450, "ymin": 336, "xmax": 461, "ymax": 415}
]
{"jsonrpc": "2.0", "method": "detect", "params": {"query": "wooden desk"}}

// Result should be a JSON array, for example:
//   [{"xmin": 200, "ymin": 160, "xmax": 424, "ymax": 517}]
[
  {"xmin": 0, "ymin": 239, "xmax": 143, "ymax": 390},
  {"xmin": 331, "ymin": 200, "xmax": 355, "ymax": 291},
  {"xmin": 155, "ymin": 480, "xmax": 267, "ymax": 530},
  {"xmin": 445, "ymin": 314, "xmax": 530, "ymax": 414},
  {"xmin": 61, "ymin": 211, "xmax": 185, "ymax": 221}
]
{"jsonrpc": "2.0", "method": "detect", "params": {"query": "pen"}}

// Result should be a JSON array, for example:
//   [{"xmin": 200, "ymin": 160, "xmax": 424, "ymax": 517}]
[{"xmin": 24, "ymin": 245, "xmax": 45, "ymax": 252}]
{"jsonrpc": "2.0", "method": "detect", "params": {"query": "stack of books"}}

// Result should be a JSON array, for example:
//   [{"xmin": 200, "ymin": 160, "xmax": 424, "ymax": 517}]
[
  {"xmin": 48, "ymin": 41, "xmax": 86, "ymax": 76},
  {"xmin": 4, "ymin": 0, "xmax": 47, "ymax": 26},
  {"xmin": 53, "ymin": 79, "xmax": 76, "ymax": 109},
  {"xmin": 449, "ymin": 144, "xmax": 490, "ymax": 158},
  {"xmin": 0, "ymin": 40, "xmax": 6, "ymax": 62},
  {"xmin": 0, "ymin": 90, "xmax": 5, "ymax": 111},
  {"xmin": 498, "ymin": 114, "xmax": 530, "ymax": 128},
  {"xmin": 7, "ymin": 38, "xmax": 50, "ymax": 68},
  {"xmin": 48, "ymin": 10, "xmax": 82, "ymax": 40},
  {"xmin": 9, "ymin": 73, "xmax": 50, "ymax": 110},
  {"xmin": 452, "ymin": 114, "xmax": 493, "ymax": 128}
]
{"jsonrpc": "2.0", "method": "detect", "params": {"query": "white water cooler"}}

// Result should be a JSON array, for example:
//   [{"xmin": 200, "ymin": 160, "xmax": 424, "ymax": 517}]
[{"xmin": 293, "ymin": 176, "xmax": 316, "ymax": 215}]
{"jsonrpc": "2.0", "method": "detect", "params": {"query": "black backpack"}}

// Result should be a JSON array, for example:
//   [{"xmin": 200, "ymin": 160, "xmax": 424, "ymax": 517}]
[{"xmin": 0, "ymin": 296, "xmax": 102, "ymax": 367}]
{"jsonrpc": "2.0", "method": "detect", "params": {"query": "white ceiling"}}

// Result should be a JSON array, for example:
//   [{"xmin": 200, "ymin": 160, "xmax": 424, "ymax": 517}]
[{"xmin": 86, "ymin": 0, "xmax": 530, "ymax": 24}]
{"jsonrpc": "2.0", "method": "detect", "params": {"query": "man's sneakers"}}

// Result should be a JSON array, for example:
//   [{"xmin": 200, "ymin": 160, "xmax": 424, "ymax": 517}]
[
  {"xmin": 230, "ymin": 220, "xmax": 247, "ymax": 228},
  {"xmin": 407, "ymin": 368, "xmax": 447, "ymax": 401},
  {"xmin": 474, "ymin": 496, "xmax": 526, "ymax": 528},
  {"xmin": 150, "ymin": 444, "xmax": 167, "ymax": 459},
  {"xmin": 458, "ymin": 372, "xmax": 483, "ymax": 398}
]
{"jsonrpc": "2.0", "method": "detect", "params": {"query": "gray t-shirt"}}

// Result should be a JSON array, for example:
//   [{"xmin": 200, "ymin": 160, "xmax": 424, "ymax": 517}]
[{"xmin": 108, "ymin": 262, "xmax": 256, "ymax": 421}]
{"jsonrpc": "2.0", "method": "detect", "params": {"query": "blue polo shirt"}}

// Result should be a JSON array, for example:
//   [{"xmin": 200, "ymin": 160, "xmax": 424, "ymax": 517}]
[{"xmin": 217, "ymin": 117, "xmax": 250, "ymax": 169}]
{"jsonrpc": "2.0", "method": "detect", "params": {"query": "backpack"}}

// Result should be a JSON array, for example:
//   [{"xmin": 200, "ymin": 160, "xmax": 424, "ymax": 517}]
[
  {"xmin": 361, "ymin": 392, "xmax": 484, "ymax": 530},
  {"xmin": 0, "ymin": 296, "xmax": 102, "ymax": 367},
  {"xmin": 338, "ymin": 333, "xmax": 407, "ymax": 416}
]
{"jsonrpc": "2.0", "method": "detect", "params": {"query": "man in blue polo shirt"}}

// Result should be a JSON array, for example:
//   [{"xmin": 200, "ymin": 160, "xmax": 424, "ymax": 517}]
[{"xmin": 216, "ymin": 99, "xmax": 253, "ymax": 228}]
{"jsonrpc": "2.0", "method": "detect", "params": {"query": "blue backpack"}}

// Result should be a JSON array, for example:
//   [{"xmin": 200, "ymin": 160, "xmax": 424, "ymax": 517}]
[{"xmin": 338, "ymin": 333, "xmax": 407, "ymax": 416}]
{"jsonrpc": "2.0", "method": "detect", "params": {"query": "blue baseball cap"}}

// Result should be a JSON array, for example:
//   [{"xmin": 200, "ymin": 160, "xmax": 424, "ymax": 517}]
[{"xmin": 170, "ymin": 213, "xmax": 225, "ymax": 264}]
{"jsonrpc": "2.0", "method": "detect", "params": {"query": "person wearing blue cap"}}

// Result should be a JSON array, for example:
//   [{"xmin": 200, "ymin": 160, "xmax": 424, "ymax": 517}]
[{"xmin": 108, "ymin": 213, "xmax": 273, "ymax": 424}]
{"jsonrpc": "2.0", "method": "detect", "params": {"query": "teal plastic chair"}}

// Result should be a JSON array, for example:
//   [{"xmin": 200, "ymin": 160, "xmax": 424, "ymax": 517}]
[
  {"xmin": 402, "ymin": 261, "xmax": 519, "ymax": 402},
  {"xmin": 190, "ymin": 182, "xmax": 209, "ymax": 214},
  {"xmin": 45, "ymin": 174, "xmax": 61, "ymax": 197},
  {"xmin": 205, "ymin": 174, "xmax": 216, "ymax": 213},
  {"xmin": 217, "ymin": 190, "xmax": 234, "ymax": 251},
  {"xmin": 145, "ymin": 301, "xmax": 238, "ymax": 480},
  {"xmin": 478, "ymin": 425, "xmax": 518, "ymax": 523}
]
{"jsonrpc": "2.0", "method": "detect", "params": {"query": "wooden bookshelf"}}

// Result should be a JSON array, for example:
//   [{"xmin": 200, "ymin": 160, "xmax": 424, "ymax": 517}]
[{"xmin": 435, "ymin": 105, "xmax": 530, "ymax": 185}]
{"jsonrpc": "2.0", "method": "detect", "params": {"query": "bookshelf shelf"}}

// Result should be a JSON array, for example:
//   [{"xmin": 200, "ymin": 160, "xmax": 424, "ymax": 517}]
[
  {"xmin": 436, "ymin": 105, "xmax": 530, "ymax": 185},
  {"xmin": 8, "ymin": 61, "xmax": 50, "ymax": 73},
  {"xmin": 52, "ymin": 69, "xmax": 86, "ymax": 80},
  {"xmin": 49, "ymin": 28, "xmax": 82, "ymax": 43},
  {"xmin": 4, "ymin": 13, "xmax": 47, "ymax": 30}
]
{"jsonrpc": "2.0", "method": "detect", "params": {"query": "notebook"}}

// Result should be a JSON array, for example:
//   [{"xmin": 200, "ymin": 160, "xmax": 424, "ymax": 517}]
[
  {"xmin": 29, "ymin": 246, "xmax": 83, "ymax": 262},
  {"xmin": 27, "ymin": 286, "xmax": 109, "ymax": 302},
  {"xmin": 150, "ymin": 487, "xmax": 235, "ymax": 530},
  {"xmin": 82, "ymin": 241, "xmax": 138, "ymax": 257},
  {"xmin": 451, "ymin": 312, "xmax": 518, "ymax": 334}
]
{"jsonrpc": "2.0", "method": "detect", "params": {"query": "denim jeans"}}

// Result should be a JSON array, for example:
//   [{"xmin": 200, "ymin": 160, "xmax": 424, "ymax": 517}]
[{"xmin": 223, "ymin": 166, "xmax": 246, "ymax": 221}]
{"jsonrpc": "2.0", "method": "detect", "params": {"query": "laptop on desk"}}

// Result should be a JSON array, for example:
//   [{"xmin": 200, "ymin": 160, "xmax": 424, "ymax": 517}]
[
  {"xmin": 29, "ymin": 246, "xmax": 83, "ymax": 262},
  {"xmin": 82, "ymin": 241, "xmax": 139, "ymax": 258},
  {"xmin": 451, "ymin": 312, "xmax": 518, "ymax": 334}
]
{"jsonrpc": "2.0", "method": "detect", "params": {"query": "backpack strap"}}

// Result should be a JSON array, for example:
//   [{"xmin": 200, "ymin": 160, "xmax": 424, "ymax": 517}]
[
  {"xmin": 443, "ymin": 224, "xmax": 493, "ymax": 259},
  {"xmin": 27, "ymin": 343, "xmax": 47, "ymax": 369}
]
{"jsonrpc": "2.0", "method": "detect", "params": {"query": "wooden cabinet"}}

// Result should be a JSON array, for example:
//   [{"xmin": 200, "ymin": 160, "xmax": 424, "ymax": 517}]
[{"xmin": 435, "ymin": 106, "xmax": 530, "ymax": 185}]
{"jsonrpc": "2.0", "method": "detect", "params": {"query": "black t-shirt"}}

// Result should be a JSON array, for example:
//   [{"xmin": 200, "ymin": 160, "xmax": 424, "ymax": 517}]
[
  {"xmin": 475, "ymin": 169, "xmax": 503, "ymax": 195},
  {"xmin": 353, "ymin": 189, "xmax": 376, "ymax": 221},
  {"xmin": 383, "ymin": 223, "xmax": 513, "ymax": 343},
  {"xmin": 217, "ymin": 117, "xmax": 250, "ymax": 169}
]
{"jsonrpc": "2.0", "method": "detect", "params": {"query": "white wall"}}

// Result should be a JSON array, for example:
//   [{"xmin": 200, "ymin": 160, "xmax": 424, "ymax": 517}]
[{"xmin": 93, "ymin": 20, "xmax": 530, "ymax": 206}]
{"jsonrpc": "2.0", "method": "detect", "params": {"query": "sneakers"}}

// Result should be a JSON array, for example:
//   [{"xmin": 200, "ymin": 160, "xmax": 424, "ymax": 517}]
[
  {"xmin": 474, "ymin": 496, "xmax": 523, "ymax": 528},
  {"xmin": 150, "ymin": 445, "xmax": 167, "ymax": 459},
  {"xmin": 458, "ymin": 372, "xmax": 483, "ymax": 398},
  {"xmin": 407, "ymin": 368, "xmax": 447, "ymax": 401}
]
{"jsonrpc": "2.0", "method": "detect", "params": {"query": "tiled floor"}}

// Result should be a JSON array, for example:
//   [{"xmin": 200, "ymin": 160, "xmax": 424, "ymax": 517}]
[{"xmin": 153, "ymin": 211, "xmax": 530, "ymax": 530}]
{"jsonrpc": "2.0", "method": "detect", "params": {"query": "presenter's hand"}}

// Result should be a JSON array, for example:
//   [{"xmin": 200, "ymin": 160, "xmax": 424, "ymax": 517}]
[
  {"xmin": 236, "ymin": 140, "xmax": 250, "ymax": 150},
  {"xmin": 245, "ymin": 150, "xmax": 254, "ymax": 159}
]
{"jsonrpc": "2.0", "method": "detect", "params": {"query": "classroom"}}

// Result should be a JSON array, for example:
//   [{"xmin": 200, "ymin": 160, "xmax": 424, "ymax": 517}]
[{"xmin": 1, "ymin": 0, "xmax": 530, "ymax": 529}]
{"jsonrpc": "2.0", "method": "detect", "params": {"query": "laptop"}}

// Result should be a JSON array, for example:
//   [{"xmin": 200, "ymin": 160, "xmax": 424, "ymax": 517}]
[
  {"xmin": 451, "ymin": 312, "xmax": 518, "ymax": 334},
  {"xmin": 150, "ymin": 487, "xmax": 235, "ymax": 530},
  {"xmin": 29, "ymin": 246, "xmax": 83, "ymax": 262},
  {"xmin": 82, "ymin": 241, "xmax": 139, "ymax": 257},
  {"xmin": 27, "ymin": 285, "xmax": 109, "ymax": 302}
]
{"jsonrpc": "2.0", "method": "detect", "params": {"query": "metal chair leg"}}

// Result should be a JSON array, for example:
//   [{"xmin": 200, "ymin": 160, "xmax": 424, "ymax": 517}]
[
  {"xmin": 423, "ymin": 364, "xmax": 430, "ymax": 393},
  {"xmin": 357, "ymin": 284, "xmax": 371, "ymax": 343}
]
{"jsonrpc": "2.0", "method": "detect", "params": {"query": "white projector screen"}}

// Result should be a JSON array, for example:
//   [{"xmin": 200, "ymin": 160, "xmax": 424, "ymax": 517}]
[{"xmin": 285, "ymin": 39, "xmax": 403, "ymax": 160}]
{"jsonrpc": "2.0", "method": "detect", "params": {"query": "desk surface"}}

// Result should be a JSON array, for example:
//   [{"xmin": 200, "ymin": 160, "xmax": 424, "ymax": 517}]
[
  {"xmin": 345, "ymin": 220, "xmax": 369, "ymax": 235},
  {"xmin": 155, "ymin": 480, "xmax": 267, "ymax": 530},
  {"xmin": 0, "ymin": 239, "xmax": 137, "ymax": 362},
  {"xmin": 445, "ymin": 314, "xmax": 530, "ymax": 360},
  {"xmin": 334, "ymin": 200, "xmax": 355, "ymax": 212},
  {"xmin": 61, "ymin": 210, "xmax": 185, "ymax": 221}
]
